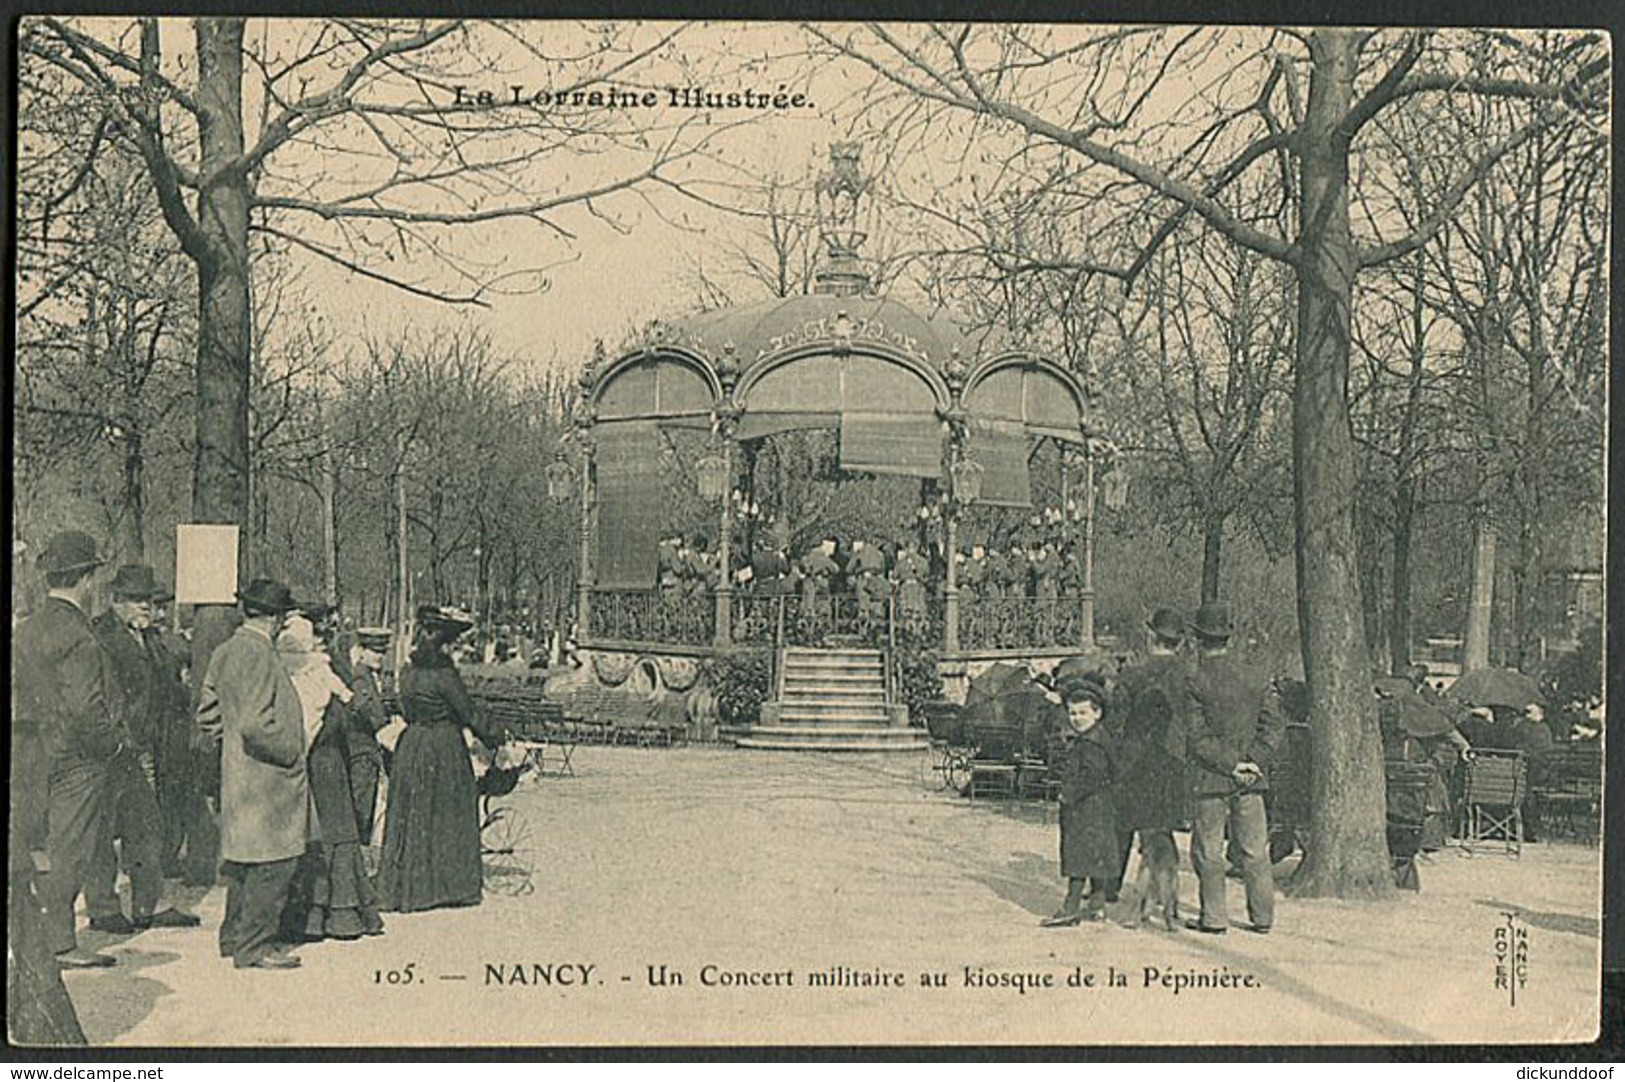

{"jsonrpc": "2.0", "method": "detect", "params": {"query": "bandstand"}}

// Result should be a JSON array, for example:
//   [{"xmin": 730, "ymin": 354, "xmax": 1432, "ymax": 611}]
[{"xmin": 550, "ymin": 146, "xmax": 1120, "ymax": 750}]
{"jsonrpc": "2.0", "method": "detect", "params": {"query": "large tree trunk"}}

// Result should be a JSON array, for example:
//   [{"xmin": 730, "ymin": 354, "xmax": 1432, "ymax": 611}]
[
  {"xmin": 1286, "ymin": 29, "xmax": 1392, "ymax": 899},
  {"xmin": 188, "ymin": 18, "xmax": 252, "ymax": 699}
]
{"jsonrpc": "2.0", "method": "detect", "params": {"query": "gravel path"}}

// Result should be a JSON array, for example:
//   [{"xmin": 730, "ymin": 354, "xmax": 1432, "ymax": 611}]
[{"xmin": 62, "ymin": 746, "xmax": 1600, "ymax": 1047}]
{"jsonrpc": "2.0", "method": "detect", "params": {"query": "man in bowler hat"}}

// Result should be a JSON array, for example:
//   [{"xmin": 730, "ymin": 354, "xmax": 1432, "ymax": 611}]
[
  {"xmin": 1183, "ymin": 601, "xmax": 1282, "ymax": 934},
  {"xmin": 85, "ymin": 565, "xmax": 202, "ymax": 934},
  {"xmin": 195, "ymin": 578, "xmax": 310, "ymax": 969},
  {"xmin": 12, "ymin": 531, "xmax": 131, "ymax": 968}
]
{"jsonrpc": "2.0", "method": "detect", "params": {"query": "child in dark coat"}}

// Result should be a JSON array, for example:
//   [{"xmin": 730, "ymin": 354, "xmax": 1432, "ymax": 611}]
[{"xmin": 1043, "ymin": 677, "xmax": 1119, "ymax": 927}]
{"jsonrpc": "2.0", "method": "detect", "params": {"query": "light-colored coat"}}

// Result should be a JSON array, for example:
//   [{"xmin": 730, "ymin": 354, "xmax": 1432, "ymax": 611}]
[{"xmin": 197, "ymin": 623, "xmax": 309, "ymax": 863}]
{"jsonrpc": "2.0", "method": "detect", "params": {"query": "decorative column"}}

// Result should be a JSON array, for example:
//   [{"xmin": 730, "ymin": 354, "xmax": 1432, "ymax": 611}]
[
  {"xmin": 575, "ymin": 435, "xmax": 595, "ymax": 637},
  {"xmin": 573, "ymin": 368, "xmax": 598, "ymax": 639},
  {"xmin": 714, "ymin": 440, "xmax": 734, "ymax": 647},
  {"xmin": 1079, "ymin": 445, "xmax": 1096, "ymax": 650},
  {"xmin": 943, "ymin": 492, "xmax": 960, "ymax": 654},
  {"xmin": 711, "ymin": 344, "xmax": 742, "ymax": 649},
  {"xmin": 940, "ymin": 347, "xmax": 971, "ymax": 656}
]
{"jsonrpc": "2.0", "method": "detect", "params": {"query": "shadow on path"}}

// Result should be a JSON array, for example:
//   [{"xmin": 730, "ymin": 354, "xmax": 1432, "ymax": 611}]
[
  {"xmin": 1175, "ymin": 928, "xmax": 1436, "ymax": 1043},
  {"xmin": 1474, "ymin": 898, "xmax": 1600, "ymax": 939},
  {"xmin": 62, "ymin": 946, "xmax": 177, "ymax": 1045},
  {"xmin": 971, "ymin": 852, "xmax": 1059, "ymax": 918}
]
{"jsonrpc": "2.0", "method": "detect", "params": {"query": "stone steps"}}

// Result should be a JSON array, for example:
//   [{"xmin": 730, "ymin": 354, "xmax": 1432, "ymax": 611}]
[
  {"xmin": 737, "ymin": 646, "xmax": 920, "ymax": 752},
  {"xmin": 734, "ymin": 725, "xmax": 931, "ymax": 752},
  {"xmin": 778, "ymin": 701, "xmax": 890, "ymax": 721}
]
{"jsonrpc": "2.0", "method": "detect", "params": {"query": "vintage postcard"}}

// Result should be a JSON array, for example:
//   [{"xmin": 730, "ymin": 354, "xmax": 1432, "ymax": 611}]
[{"xmin": 9, "ymin": 18, "xmax": 1607, "ymax": 1048}]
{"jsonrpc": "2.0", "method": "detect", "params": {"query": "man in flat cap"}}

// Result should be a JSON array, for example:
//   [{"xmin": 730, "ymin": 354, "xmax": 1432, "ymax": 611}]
[
  {"xmin": 12, "ymin": 531, "xmax": 129, "ymax": 968},
  {"xmin": 195, "ymin": 577, "xmax": 309, "ymax": 969},
  {"xmin": 85, "ymin": 565, "xmax": 202, "ymax": 935}
]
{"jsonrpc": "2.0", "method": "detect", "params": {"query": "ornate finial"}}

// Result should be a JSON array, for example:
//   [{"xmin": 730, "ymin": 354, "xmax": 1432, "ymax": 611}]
[
  {"xmin": 717, "ymin": 342, "xmax": 740, "ymax": 389},
  {"xmin": 943, "ymin": 345, "xmax": 967, "ymax": 391},
  {"xmin": 814, "ymin": 142, "xmax": 873, "ymax": 297},
  {"xmin": 579, "ymin": 343, "xmax": 603, "ymax": 391},
  {"xmin": 832, "ymin": 311, "xmax": 854, "ymax": 352}
]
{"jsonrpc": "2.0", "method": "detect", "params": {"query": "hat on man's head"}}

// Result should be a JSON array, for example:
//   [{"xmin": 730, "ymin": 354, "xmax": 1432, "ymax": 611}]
[
  {"xmin": 1146, "ymin": 606, "xmax": 1187, "ymax": 644},
  {"xmin": 1189, "ymin": 601, "xmax": 1233, "ymax": 642},
  {"xmin": 356, "ymin": 626, "xmax": 393, "ymax": 652},
  {"xmin": 109, "ymin": 564, "xmax": 171, "ymax": 602},
  {"xmin": 38, "ymin": 530, "xmax": 106, "ymax": 575},
  {"xmin": 416, "ymin": 604, "xmax": 475, "ymax": 632},
  {"xmin": 237, "ymin": 577, "xmax": 300, "ymax": 616}
]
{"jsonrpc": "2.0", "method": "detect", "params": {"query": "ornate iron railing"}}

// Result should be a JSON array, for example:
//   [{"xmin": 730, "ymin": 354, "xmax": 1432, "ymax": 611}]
[
  {"xmin": 586, "ymin": 587, "xmax": 1084, "ymax": 653},
  {"xmin": 957, "ymin": 594, "xmax": 1085, "ymax": 652},
  {"xmin": 588, "ymin": 589, "xmax": 714, "ymax": 646}
]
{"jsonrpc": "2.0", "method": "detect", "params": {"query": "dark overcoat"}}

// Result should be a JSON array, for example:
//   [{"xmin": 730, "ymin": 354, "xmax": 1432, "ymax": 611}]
[
  {"xmin": 13, "ymin": 597, "xmax": 127, "ymax": 779},
  {"xmin": 1112, "ymin": 652, "xmax": 1190, "ymax": 831},
  {"xmin": 91, "ymin": 611, "xmax": 159, "ymax": 753},
  {"xmin": 1057, "ymin": 728, "xmax": 1119, "ymax": 881},
  {"xmin": 307, "ymin": 698, "xmax": 360, "ymax": 846},
  {"xmin": 1185, "ymin": 652, "xmax": 1282, "ymax": 798},
  {"xmin": 197, "ymin": 624, "xmax": 309, "ymax": 863}
]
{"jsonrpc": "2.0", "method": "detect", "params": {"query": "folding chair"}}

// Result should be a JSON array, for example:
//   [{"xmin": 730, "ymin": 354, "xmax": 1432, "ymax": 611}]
[{"xmin": 1460, "ymin": 749, "xmax": 1526, "ymax": 858}]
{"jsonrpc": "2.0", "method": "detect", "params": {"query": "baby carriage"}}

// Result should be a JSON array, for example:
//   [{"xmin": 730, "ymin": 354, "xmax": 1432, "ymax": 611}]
[{"xmin": 473, "ymin": 742, "xmax": 536, "ymax": 897}]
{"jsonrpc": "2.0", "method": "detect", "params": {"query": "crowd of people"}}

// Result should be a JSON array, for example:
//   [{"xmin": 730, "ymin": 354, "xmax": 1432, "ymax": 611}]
[
  {"xmin": 10, "ymin": 525, "xmax": 1595, "ymax": 1041},
  {"xmin": 1040, "ymin": 601, "xmax": 1280, "ymax": 934},
  {"xmin": 1037, "ymin": 603, "xmax": 1598, "ymax": 933},
  {"xmin": 646, "ymin": 524, "xmax": 1085, "ymax": 647},
  {"xmin": 11, "ymin": 530, "xmax": 515, "ymax": 1042}
]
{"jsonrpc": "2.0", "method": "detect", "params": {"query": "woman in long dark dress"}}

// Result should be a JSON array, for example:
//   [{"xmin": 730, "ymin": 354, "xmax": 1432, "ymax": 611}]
[
  {"xmin": 378, "ymin": 605, "xmax": 504, "ymax": 913},
  {"xmin": 278, "ymin": 615, "xmax": 384, "ymax": 941}
]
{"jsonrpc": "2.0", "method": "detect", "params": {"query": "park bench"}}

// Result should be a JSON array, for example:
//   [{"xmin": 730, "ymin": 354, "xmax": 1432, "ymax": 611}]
[{"xmin": 468, "ymin": 680, "xmax": 577, "ymax": 777}]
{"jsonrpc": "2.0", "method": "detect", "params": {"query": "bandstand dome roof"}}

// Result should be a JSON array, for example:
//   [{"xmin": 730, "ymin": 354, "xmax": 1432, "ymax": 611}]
[{"xmin": 669, "ymin": 292, "xmax": 1004, "ymax": 370}]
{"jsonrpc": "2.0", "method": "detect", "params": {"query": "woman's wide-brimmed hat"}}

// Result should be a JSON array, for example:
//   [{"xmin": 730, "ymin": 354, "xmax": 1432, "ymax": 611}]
[
  {"xmin": 1146, "ymin": 606, "xmax": 1187, "ymax": 643},
  {"xmin": 417, "ymin": 604, "xmax": 475, "ymax": 632},
  {"xmin": 38, "ymin": 530, "xmax": 106, "ymax": 575},
  {"xmin": 237, "ymin": 577, "xmax": 301, "ymax": 616},
  {"xmin": 1189, "ymin": 601, "xmax": 1234, "ymax": 641},
  {"xmin": 108, "ymin": 563, "xmax": 172, "ymax": 602}
]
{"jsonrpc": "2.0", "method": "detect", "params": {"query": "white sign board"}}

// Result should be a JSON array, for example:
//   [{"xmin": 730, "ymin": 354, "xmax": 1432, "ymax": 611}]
[{"xmin": 174, "ymin": 524, "xmax": 240, "ymax": 605}]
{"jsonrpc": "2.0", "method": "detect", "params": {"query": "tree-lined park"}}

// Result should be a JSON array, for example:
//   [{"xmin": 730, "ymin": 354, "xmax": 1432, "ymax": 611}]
[{"xmin": 13, "ymin": 20, "xmax": 1608, "ymax": 902}]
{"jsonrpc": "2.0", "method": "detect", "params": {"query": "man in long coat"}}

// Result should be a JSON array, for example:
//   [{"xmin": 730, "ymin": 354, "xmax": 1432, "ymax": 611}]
[
  {"xmin": 12, "ymin": 531, "xmax": 129, "ymax": 968},
  {"xmin": 1110, "ymin": 607, "xmax": 1190, "ymax": 931},
  {"xmin": 1183, "ymin": 601, "xmax": 1282, "ymax": 935},
  {"xmin": 195, "ymin": 578, "xmax": 309, "ymax": 969},
  {"xmin": 85, "ymin": 565, "xmax": 202, "ymax": 934},
  {"xmin": 10, "ymin": 538, "xmax": 91, "ymax": 1040}
]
